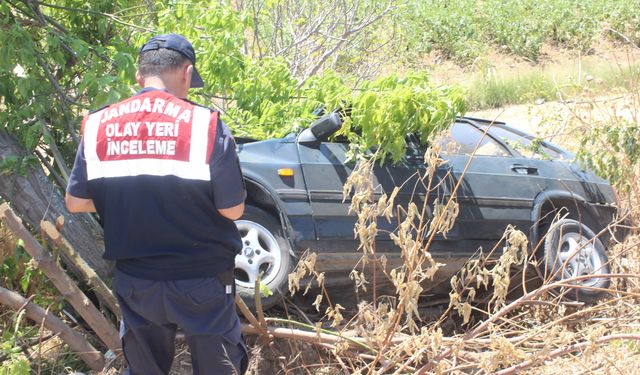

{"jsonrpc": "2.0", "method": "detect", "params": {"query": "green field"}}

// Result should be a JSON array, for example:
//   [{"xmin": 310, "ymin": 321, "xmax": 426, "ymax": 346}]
[{"xmin": 401, "ymin": 0, "xmax": 640, "ymax": 64}]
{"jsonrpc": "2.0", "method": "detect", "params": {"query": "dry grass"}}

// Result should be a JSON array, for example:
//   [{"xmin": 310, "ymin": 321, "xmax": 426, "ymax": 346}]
[{"xmin": 0, "ymin": 223, "xmax": 16, "ymax": 263}]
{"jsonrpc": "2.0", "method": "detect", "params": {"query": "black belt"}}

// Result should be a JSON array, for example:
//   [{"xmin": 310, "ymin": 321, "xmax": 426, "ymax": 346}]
[{"xmin": 216, "ymin": 269, "xmax": 235, "ymax": 295}]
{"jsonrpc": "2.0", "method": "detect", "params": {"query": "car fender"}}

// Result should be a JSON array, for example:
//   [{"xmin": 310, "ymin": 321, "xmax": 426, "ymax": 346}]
[
  {"xmin": 241, "ymin": 171, "xmax": 296, "ymax": 256},
  {"xmin": 530, "ymin": 190, "xmax": 600, "ymax": 246}
]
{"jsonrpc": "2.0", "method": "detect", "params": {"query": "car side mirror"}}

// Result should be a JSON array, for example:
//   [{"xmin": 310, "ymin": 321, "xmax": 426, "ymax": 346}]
[{"xmin": 298, "ymin": 112, "xmax": 342, "ymax": 143}]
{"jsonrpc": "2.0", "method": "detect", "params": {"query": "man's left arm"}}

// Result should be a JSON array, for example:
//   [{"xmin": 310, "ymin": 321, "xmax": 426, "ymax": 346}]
[
  {"xmin": 66, "ymin": 139, "xmax": 96, "ymax": 213},
  {"xmin": 210, "ymin": 120, "xmax": 246, "ymax": 220},
  {"xmin": 65, "ymin": 195, "xmax": 96, "ymax": 213}
]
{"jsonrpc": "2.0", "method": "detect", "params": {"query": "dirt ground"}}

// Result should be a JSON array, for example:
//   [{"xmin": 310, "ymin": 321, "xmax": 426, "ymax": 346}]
[
  {"xmin": 423, "ymin": 40, "xmax": 640, "ymax": 88},
  {"xmin": 468, "ymin": 91, "xmax": 639, "ymax": 158},
  {"xmin": 168, "ymin": 336, "xmax": 342, "ymax": 375}
]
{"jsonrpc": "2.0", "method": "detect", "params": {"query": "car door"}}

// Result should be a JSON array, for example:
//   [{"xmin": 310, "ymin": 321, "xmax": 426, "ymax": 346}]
[
  {"xmin": 475, "ymin": 123, "xmax": 602, "ymax": 203},
  {"xmin": 380, "ymin": 134, "xmax": 472, "ymax": 247},
  {"xmin": 297, "ymin": 139, "xmax": 430, "ymax": 253},
  {"xmin": 371, "ymin": 138, "xmax": 435, "ymax": 252},
  {"xmin": 435, "ymin": 121, "xmax": 543, "ymax": 249},
  {"xmin": 296, "ymin": 140, "xmax": 361, "ymax": 253}
]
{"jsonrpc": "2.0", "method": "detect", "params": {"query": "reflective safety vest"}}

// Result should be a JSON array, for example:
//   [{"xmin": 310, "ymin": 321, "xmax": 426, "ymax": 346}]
[
  {"xmin": 83, "ymin": 90, "xmax": 218, "ymax": 182},
  {"xmin": 80, "ymin": 89, "xmax": 240, "ymax": 280}
]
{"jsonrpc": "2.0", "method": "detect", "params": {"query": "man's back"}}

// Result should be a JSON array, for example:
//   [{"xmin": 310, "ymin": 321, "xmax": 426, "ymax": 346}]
[{"xmin": 79, "ymin": 89, "xmax": 242, "ymax": 280}]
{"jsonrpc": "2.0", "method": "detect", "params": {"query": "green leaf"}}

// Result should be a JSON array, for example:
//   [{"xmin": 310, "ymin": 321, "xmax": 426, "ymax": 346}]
[
  {"xmin": 0, "ymin": 358, "xmax": 30, "ymax": 375},
  {"xmin": 259, "ymin": 281, "xmax": 273, "ymax": 297},
  {"xmin": 19, "ymin": 272, "xmax": 30, "ymax": 294}
]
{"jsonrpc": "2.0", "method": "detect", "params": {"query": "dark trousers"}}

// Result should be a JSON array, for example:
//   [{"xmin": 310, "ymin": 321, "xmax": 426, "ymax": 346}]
[{"xmin": 114, "ymin": 270, "xmax": 248, "ymax": 375}]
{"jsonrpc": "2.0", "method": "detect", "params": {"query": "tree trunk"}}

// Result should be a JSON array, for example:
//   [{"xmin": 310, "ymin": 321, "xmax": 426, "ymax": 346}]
[{"xmin": 0, "ymin": 130, "xmax": 112, "ymax": 278}]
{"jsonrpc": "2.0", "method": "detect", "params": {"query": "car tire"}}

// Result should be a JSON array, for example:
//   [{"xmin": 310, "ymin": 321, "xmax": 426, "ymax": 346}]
[
  {"xmin": 234, "ymin": 205, "xmax": 292, "ymax": 310},
  {"xmin": 543, "ymin": 218, "xmax": 610, "ymax": 303}
]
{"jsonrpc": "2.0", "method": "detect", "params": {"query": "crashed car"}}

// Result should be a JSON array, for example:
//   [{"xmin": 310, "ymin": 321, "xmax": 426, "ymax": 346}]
[{"xmin": 233, "ymin": 114, "xmax": 622, "ymax": 307}]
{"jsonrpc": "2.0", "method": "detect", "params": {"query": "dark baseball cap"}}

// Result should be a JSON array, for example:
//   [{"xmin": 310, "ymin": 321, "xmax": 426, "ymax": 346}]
[{"xmin": 139, "ymin": 34, "xmax": 204, "ymax": 88}]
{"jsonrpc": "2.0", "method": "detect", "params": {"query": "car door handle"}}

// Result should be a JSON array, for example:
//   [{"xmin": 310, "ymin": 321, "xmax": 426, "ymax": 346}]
[{"xmin": 511, "ymin": 164, "xmax": 538, "ymax": 175}]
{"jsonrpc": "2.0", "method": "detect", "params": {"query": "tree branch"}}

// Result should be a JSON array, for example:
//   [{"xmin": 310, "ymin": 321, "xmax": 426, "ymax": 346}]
[
  {"xmin": 0, "ymin": 286, "xmax": 105, "ymax": 371},
  {"xmin": 34, "ymin": 147, "xmax": 66, "ymax": 188},
  {"xmin": 35, "ymin": 1, "xmax": 156, "ymax": 32},
  {"xmin": 0, "ymin": 203, "xmax": 121, "ymax": 352}
]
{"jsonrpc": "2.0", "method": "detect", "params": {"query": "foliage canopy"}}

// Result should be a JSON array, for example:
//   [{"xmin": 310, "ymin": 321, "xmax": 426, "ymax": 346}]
[{"xmin": 0, "ymin": 0, "xmax": 465, "ymax": 183}]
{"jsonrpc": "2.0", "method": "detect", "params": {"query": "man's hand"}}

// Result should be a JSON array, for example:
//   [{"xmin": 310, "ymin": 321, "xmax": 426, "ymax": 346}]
[
  {"xmin": 65, "ymin": 193, "xmax": 96, "ymax": 213},
  {"xmin": 218, "ymin": 202, "xmax": 244, "ymax": 221}
]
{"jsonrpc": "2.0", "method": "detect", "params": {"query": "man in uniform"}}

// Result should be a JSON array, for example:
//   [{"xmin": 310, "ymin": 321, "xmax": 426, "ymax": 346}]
[{"xmin": 66, "ymin": 33, "xmax": 248, "ymax": 375}]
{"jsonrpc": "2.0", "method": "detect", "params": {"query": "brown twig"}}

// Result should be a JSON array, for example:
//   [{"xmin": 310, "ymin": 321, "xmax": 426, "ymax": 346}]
[
  {"xmin": 494, "ymin": 334, "xmax": 640, "ymax": 375},
  {"xmin": 235, "ymin": 295, "xmax": 269, "ymax": 341},
  {"xmin": 415, "ymin": 273, "xmax": 640, "ymax": 374}
]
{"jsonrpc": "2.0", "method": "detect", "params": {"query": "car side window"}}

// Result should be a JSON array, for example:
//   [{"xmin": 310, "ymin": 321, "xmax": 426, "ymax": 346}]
[
  {"xmin": 436, "ymin": 122, "xmax": 510, "ymax": 157},
  {"xmin": 478, "ymin": 124, "xmax": 564, "ymax": 160}
]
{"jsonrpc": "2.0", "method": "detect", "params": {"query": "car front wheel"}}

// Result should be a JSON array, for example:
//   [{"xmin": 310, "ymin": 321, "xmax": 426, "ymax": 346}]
[
  {"xmin": 234, "ymin": 205, "xmax": 292, "ymax": 309},
  {"xmin": 543, "ymin": 218, "xmax": 610, "ymax": 303}
]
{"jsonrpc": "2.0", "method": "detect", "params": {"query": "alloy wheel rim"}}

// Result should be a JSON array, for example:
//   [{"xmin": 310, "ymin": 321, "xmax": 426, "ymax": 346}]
[
  {"xmin": 557, "ymin": 231, "xmax": 605, "ymax": 287},
  {"xmin": 234, "ymin": 220, "xmax": 282, "ymax": 289}
]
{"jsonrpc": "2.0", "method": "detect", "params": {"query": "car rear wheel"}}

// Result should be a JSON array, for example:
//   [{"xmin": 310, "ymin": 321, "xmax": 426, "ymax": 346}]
[
  {"xmin": 543, "ymin": 219, "xmax": 610, "ymax": 303},
  {"xmin": 234, "ymin": 205, "xmax": 292, "ymax": 309}
]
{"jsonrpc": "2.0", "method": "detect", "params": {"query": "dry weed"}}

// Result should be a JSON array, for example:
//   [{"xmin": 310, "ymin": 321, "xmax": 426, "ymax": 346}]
[{"xmin": 0, "ymin": 223, "xmax": 16, "ymax": 263}]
